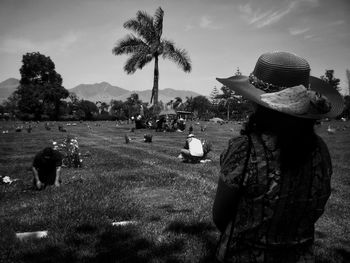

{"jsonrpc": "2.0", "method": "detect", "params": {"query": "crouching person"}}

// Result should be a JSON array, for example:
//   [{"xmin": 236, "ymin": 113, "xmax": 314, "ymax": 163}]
[
  {"xmin": 180, "ymin": 134, "xmax": 204, "ymax": 163},
  {"xmin": 32, "ymin": 147, "xmax": 63, "ymax": 190}
]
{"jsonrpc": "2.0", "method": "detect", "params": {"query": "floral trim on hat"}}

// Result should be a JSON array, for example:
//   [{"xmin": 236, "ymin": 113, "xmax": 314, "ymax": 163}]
[
  {"xmin": 307, "ymin": 90, "xmax": 332, "ymax": 114},
  {"xmin": 249, "ymin": 74, "xmax": 281, "ymax": 93}
]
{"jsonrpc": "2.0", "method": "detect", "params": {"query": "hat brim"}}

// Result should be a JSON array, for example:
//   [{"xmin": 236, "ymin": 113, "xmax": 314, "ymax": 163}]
[{"xmin": 216, "ymin": 75, "xmax": 344, "ymax": 119}]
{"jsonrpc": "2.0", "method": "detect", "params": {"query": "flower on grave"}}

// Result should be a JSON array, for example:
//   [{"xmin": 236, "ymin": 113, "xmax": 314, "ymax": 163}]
[{"xmin": 52, "ymin": 135, "xmax": 82, "ymax": 168}]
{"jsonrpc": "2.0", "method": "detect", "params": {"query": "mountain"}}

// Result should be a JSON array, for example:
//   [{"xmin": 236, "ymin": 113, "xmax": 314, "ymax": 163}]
[
  {"xmin": 0, "ymin": 78, "xmax": 202, "ymax": 104},
  {"xmin": 69, "ymin": 82, "xmax": 129, "ymax": 102},
  {"xmin": 69, "ymin": 82, "xmax": 201, "ymax": 103},
  {"xmin": 0, "ymin": 78, "xmax": 19, "ymax": 102}
]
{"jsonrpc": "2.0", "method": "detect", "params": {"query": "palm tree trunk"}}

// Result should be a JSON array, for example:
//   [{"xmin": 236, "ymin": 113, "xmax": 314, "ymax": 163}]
[{"xmin": 152, "ymin": 55, "xmax": 159, "ymax": 105}]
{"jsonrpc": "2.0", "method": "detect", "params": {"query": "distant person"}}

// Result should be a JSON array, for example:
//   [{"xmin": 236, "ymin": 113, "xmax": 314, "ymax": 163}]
[
  {"xmin": 156, "ymin": 116, "xmax": 166, "ymax": 132},
  {"xmin": 188, "ymin": 124, "xmax": 193, "ymax": 134},
  {"xmin": 213, "ymin": 51, "xmax": 344, "ymax": 262},
  {"xmin": 32, "ymin": 147, "xmax": 63, "ymax": 190},
  {"xmin": 179, "ymin": 134, "xmax": 204, "ymax": 163},
  {"xmin": 177, "ymin": 118, "xmax": 186, "ymax": 131}
]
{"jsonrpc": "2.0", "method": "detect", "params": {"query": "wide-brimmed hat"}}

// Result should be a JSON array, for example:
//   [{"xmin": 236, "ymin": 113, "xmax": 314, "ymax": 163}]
[
  {"xmin": 216, "ymin": 51, "xmax": 344, "ymax": 119},
  {"xmin": 187, "ymin": 134, "xmax": 195, "ymax": 138}
]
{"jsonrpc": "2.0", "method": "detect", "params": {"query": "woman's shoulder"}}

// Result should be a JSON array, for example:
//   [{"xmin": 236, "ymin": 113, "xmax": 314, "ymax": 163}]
[
  {"xmin": 221, "ymin": 135, "xmax": 249, "ymax": 160},
  {"xmin": 226, "ymin": 135, "xmax": 249, "ymax": 151},
  {"xmin": 220, "ymin": 135, "xmax": 250, "ymax": 187}
]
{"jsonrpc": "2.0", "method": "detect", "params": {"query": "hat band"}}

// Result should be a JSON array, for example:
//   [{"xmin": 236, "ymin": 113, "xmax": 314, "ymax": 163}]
[{"xmin": 249, "ymin": 74, "xmax": 283, "ymax": 93}]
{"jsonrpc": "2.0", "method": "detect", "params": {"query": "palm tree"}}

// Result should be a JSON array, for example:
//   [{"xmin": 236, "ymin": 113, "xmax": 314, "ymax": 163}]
[
  {"xmin": 173, "ymin": 97, "xmax": 182, "ymax": 109},
  {"xmin": 112, "ymin": 7, "xmax": 192, "ymax": 105}
]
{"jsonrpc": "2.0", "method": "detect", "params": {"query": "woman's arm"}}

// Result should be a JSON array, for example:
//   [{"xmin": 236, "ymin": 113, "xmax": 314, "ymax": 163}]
[
  {"xmin": 32, "ymin": 166, "xmax": 42, "ymax": 189},
  {"xmin": 212, "ymin": 177, "xmax": 240, "ymax": 233}
]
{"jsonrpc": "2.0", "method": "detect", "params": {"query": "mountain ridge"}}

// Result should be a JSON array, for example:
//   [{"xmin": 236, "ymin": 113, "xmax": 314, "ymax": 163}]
[{"xmin": 0, "ymin": 78, "xmax": 202, "ymax": 103}]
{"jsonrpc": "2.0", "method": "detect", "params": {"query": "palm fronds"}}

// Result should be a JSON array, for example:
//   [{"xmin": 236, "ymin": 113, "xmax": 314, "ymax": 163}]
[
  {"xmin": 162, "ymin": 39, "xmax": 192, "ymax": 72},
  {"xmin": 153, "ymin": 7, "xmax": 164, "ymax": 39},
  {"xmin": 123, "ymin": 51, "xmax": 153, "ymax": 74},
  {"xmin": 112, "ymin": 34, "xmax": 148, "ymax": 55}
]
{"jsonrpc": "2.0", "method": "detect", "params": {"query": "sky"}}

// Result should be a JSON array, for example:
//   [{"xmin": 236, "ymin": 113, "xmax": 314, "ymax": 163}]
[{"xmin": 0, "ymin": 0, "xmax": 349, "ymax": 97}]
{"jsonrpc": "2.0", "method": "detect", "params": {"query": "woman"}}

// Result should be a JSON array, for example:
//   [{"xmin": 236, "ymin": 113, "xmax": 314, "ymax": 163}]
[{"xmin": 213, "ymin": 51, "xmax": 344, "ymax": 262}]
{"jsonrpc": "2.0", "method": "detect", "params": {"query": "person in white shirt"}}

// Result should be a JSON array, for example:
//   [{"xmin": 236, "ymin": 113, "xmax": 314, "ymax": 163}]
[{"xmin": 180, "ymin": 134, "xmax": 204, "ymax": 163}]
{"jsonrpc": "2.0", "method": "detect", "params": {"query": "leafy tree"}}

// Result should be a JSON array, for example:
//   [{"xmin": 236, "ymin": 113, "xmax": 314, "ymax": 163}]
[
  {"xmin": 191, "ymin": 95, "xmax": 211, "ymax": 119},
  {"xmin": 110, "ymin": 100, "xmax": 126, "ymax": 119},
  {"xmin": 2, "ymin": 93, "xmax": 19, "ymax": 118},
  {"xmin": 215, "ymin": 68, "xmax": 245, "ymax": 120},
  {"xmin": 320, "ymin": 69, "xmax": 340, "ymax": 92},
  {"xmin": 16, "ymin": 52, "xmax": 69, "ymax": 120},
  {"xmin": 112, "ymin": 6, "xmax": 192, "ymax": 105},
  {"xmin": 216, "ymin": 85, "xmax": 236, "ymax": 120},
  {"xmin": 66, "ymin": 92, "xmax": 80, "ymax": 115},
  {"xmin": 96, "ymin": 101, "xmax": 109, "ymax": 114},
  {"xmin": 340, "ymin": 95, "xmax": 350, "ymax": 119},
  {"xmin": 77, "ymin": 100, "xmax": 98, "ymax": 120},
  {"xmin": 125, "ymin": 93, "xmax": 142, "ymax": 118},
  {"xmin": 183, "ymin": 96, "xmax": 193, "ymax": 112}
]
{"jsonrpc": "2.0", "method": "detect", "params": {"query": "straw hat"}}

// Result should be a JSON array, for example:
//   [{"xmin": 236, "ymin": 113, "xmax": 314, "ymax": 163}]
[{"xmin": 216, "ymin": 52, "xmax": 344, "ymax": 119}]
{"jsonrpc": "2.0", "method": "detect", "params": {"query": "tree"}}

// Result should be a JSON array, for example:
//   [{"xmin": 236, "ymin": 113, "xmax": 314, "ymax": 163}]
[
  {"xmin": 125, "ymin": 93, "xmax": 142, "ymax": 118},
  {"xmin": 110, "ymin": 99, "xmax": 127, "ymax": 120},
  {"xmin": 96, "ymin": 101, "xmax": 109, "ymax": 114},
  {"xmin": 2, "ymin": 93, "xmax": 19, "ymax": 118},
  {"xmin": 320, "ymin": 69, "xmax": 340, "ymax": 92},
  {"xmin": 216, "ymin": 85, "xmax": 236, "ymax": 120},
  {"xmin": 183, "ymin": 96, "xmax": 193, "ymax": 112},
  {"xmin": 341, "ymin": 95, "xmax": 350, "ymax": 118},
  {"xmin": 173, "ymin": 97, "xmax": 182, "ymax": 109},
  {"xmin": 210, "ymin": 86, "xmax": 220, "ymax": 104},
  {"xmin": 16, "ymin": 52, "xmax": 69, "ymax": 120},
  {"xmin": 77, "ymin": 100, "xmax": 98, "ymax": 120},
  {"xmin": 191, "ymin": 95, "xmax": 211, "ymax": 119},
  {"xmin": 112, "ymin": 6, "xmax": 192, "ymax": 105},
  {"xmin": 215, "ymin": 68, "xmax": 244, "ymax": 120}
]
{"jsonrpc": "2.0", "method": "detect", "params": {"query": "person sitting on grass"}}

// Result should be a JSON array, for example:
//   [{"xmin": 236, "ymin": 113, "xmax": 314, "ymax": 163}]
[
  {"xmin": 179, "ymin": 134, "xmax": 204, "ymax": 163},
  {"xmin": 32, "ymin": 147, "xmax": 63, "ymax": 190}
]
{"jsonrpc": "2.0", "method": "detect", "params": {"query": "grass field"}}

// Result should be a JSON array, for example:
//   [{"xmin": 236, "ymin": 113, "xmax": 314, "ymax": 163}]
[{"xmin": 0, "ymin": 120, "xmax": 349, "ymax": 263}]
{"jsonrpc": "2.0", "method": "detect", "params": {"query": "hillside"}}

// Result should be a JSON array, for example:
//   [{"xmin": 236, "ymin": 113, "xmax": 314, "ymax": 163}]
[
  {"xmin": 0, "ymin": 78, "xmax": 202, "ymax": 104},
  {"xmin": 69, "ymin": 82, "xmax": 129, "ymax": 102},
  {"xmin": 0, "ymin": 78, "xmax": 19, "ymax": 102},
  {"xmin": 69, "ymin": 82, "xmax": 201, "ymax": 103}
]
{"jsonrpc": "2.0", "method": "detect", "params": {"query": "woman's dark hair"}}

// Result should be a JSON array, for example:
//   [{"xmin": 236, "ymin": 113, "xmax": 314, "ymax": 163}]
[{"xmin": 241, "ymin": 105, "xmax": 318, "ymax": 171}]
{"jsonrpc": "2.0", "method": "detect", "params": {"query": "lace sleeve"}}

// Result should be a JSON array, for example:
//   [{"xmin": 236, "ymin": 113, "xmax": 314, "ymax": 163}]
[{"xmin": 220, "ymin": 136, "xmax": 250, "ymax": 189}]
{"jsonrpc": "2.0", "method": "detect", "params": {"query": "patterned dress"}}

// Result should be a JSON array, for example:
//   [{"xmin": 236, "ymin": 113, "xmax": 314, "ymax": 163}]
[{"xmin": 216, "ymin": 133, "xmax": 332, "ymax": 263}]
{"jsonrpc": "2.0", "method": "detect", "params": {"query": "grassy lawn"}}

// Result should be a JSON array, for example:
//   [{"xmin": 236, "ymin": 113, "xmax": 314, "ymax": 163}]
[{"xmin": 0, "ymin": 120, "xmax": 349, "ymax": 263}]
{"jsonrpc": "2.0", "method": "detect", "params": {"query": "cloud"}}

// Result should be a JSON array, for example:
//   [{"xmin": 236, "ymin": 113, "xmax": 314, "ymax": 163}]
[
  {"xmin": 0, "ymin": 32, "xmax": 79, "ymax": 54},
  {"xmin": 185, "ymin": 24, "xmax": 194, "ymax": 31},
  {"xmin": 328, "ymin": 20, "xmax": 345, "ymax": 26},
  {"xmin": 199, "ymin": 16, "xmax": 222, "ymax": 30},
  {"xmin": 289, "ymin": 27, "xmax": 310, "ymax": 35},
  {"xmin": 304, "ymin": 34, "xmax": 314, "ymax": 39},
  {"xmin": 239, "ymin": 0, "xmax": 320, "ymax": 28}
]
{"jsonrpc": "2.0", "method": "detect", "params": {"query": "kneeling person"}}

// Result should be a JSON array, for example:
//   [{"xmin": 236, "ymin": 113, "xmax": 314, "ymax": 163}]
[
  {"xmin": 180, "ymin": 134, "xmax": 204, "ymax": 163},
  {"xmin": 32, "ymin": 147, "xmax": 63, "ymax": 190}
]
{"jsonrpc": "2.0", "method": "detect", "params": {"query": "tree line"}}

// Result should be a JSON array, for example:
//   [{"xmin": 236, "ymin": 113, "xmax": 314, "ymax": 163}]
[{"xmin": 1, "ymin": 52, "xmax": 349, "ymax": 122}]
